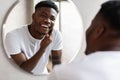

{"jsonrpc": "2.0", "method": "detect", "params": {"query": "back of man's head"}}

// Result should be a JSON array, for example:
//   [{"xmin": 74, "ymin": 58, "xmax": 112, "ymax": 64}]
[
  {"xmin": 99, "ymin": 1, "xmax": 120, "ymax": 31},
  {"xmin": 35, "ymin": 0, "xmax": 59, "ymax": 13}
]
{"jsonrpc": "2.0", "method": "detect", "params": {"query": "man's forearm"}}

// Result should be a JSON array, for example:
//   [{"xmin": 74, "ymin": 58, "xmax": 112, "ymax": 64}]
[
  {"xmin": 20, "ymin": 48, "xmax": 45, "ymax": 72},
  {"xmin": 51, "ymin": 50, "xmax": 62, "ymax": 67}
]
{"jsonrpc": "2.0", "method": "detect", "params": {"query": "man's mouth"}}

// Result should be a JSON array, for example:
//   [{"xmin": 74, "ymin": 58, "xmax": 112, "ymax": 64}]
[
  {"xmin": 41, "ymin": 24, "xmax": 49, "ymax": 28},
  {"xmin": 40, "ymin": 24, "xmax": 50, "ymax": 33},
  {"xmin": 41, "ymin": 24, "xmax": 52, "ymax": 31}
]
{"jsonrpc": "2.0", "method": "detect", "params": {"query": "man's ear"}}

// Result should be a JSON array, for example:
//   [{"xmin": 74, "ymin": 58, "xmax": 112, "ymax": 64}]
[
  {"xmin": 32, "ymin": 13, "xmax": 35, "ymax": 21},
  {"xmin": 94, "ymin": 24, "xmax": 105, "ymax": 39}
]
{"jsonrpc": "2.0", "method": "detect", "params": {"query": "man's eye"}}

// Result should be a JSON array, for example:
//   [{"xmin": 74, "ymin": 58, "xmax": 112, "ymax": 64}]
[{"xmin": 50, "ymin": 17, "xmax": 55, "ymax": 21}]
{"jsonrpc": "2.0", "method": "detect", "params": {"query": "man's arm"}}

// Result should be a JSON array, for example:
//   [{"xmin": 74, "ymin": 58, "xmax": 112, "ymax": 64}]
[
  {"xmin": 47, "ymin": 50, "xmax": 62, "ymax": 72},
  {"xmin": 51, "ymin": 50, "xmax": 62, "ymax": 67},
  {"xmin": 11, "ymin": 46, "xmax": 46, "ymax": 72},
  {"xmin": 11, "ymin": 35, "xmax": 52, "ymax": 73}
]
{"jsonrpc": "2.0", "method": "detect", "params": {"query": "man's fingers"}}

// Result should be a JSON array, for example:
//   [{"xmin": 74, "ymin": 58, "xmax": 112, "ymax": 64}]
[{"xmin": 46, "ymin": 34, "xmax": 49, "ymax": 37}]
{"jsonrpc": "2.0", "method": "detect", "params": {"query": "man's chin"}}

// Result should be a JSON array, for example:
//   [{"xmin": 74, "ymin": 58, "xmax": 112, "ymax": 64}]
[{"xmin": 37, "ymin": 31, "xmax": 47, "ymax": 35}]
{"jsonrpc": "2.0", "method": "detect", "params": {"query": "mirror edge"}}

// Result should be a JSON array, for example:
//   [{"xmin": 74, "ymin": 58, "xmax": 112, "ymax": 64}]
[{"xmin": 1, "ymin": 0, "xmax": 19, "ymax": 59}]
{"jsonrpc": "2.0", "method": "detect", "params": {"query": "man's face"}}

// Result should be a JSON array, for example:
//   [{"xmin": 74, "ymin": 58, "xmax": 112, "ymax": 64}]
[{"xmin": 33, "ymin": 7, "xmax": 57, "ymax": 36}]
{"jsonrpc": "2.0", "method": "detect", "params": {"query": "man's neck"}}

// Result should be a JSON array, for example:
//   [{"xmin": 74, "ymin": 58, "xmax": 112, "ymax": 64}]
[
  {"xmin": 100, "ymin": 41, "xmax": 120, "ymax": 51},
  {"xmin": 28, "ymin": 25, "xmax": 44, "ymax": 40}
]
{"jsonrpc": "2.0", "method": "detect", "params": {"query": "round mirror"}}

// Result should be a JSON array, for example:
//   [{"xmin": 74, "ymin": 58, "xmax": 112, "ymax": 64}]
[{"xmin": 2, "ymin": 0, "xmax": 83, "ymax": 76}]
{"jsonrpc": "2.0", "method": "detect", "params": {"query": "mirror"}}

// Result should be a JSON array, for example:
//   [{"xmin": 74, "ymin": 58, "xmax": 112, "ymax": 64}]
[{"xmin": 2, "ymin": 0, "xmax": 83, "ymax": 76}]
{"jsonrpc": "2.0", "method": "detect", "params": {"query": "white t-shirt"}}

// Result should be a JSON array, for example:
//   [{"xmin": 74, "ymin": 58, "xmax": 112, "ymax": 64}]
[
  {"xmin": 48, "ymin": 51, "xmax": 120, "ymax": 80},
  {"xmin": 5, "ymin": 25, "xmax": 63, "ymax": 75}
]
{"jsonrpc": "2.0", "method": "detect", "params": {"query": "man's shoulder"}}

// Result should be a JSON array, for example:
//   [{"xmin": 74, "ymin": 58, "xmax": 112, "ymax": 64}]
[
  {"xmin": 5, "ymin": 26, "xmax": 28, "ymax": 41},
  {"xmin": 52, "ymin": 29, "xmax": 61, "ymax": 34},
  {"xmin": 86, "ymin": 51, "xmax": 120, "ymax": 60},
  {"xmin": 53, "ymin": 29, "xmax": 62, "ymax": 37},
  {"xmin": 7, "ymin": 25, "xmax": 28, "ymax": 35},
  {"xmin": 79, "ymin": 51, "xmax": 120, "ymax": 68}
]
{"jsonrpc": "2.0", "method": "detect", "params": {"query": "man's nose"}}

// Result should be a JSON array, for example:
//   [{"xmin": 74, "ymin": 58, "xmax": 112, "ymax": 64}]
[{"xmin": 44, "ymin": 18, "xmax": 51, "ymax": 24}]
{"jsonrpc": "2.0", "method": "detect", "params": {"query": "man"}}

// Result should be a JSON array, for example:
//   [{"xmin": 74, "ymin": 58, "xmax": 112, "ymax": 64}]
[
  {"xmin": 48, "ymin": 1, "xmax": 120, "ymax": 80},
  {"xmin": 5, "ymin": 0, "xmax": 63, "ymax": 75}
]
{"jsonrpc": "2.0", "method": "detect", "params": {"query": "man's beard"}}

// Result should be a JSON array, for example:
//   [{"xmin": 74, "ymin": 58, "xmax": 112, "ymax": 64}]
[{"xmin": 36, "ymin": 30, "xmax": 47, "ymax": 36}]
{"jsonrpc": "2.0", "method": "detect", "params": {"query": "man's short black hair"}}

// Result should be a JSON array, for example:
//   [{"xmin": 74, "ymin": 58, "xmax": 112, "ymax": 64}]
[
  {"xmin": 99, "ymin": 1, "xmax": 120, "ymax": 30},
  {"xmin": 35, "ymin": 0, "xmax": 59, "ymax": 13}
]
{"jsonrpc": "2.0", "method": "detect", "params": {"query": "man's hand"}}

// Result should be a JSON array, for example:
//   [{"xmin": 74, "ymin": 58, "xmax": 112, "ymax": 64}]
[{"xmin": 40, "ymin": 34, "xmax": 52, "ymax": 50}]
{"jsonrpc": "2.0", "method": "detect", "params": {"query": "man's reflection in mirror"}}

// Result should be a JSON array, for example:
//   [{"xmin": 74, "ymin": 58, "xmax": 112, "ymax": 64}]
[{"xmin": 4, "ymin": 0, "xmax": 63, "ymax": 75}]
